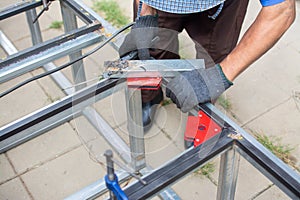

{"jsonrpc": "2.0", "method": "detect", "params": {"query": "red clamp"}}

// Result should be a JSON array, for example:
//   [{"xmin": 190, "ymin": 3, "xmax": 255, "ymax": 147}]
[
  {"xmin": 127, "ymin": 72, "xmax": 162, "ymax": 90},
  {"xmin": 184, "ymin": 110, "xmax": 222, "ymax": 148}
]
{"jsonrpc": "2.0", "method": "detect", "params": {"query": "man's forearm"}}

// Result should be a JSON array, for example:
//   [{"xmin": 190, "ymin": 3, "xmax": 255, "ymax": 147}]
[
  {"xmin": 220, "ymin": 0, "xmax": 296, "ymax": 81},
  {"xmin": 135, "ymin": 0, "xmax": 156, "ymax": 16}
]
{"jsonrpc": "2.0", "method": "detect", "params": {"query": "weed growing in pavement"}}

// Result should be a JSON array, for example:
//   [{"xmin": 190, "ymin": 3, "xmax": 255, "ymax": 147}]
[
  {"xmin": 92, "ymin": 0, "xmax": 129, "ymax": 28},
  {"xmin": 255, "ymin": 133, "xmax": 297, "ymax": 167},
  {"xmin": 49, "ymin": 21, "xmax": 63, "ymax": 29},
  {"xmin": 217, "ymin": 95, "xmax": 232, "ymax": 111},
  {"xmin": 194, "ymin": 162, "xmax": 215, "ymax": 178},
  {"xmin": 161, "ymin": 99, "xmax": 172, "ymax": 106}
]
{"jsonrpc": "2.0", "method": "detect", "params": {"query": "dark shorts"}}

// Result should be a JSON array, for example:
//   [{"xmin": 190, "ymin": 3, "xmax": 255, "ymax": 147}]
[{"xmin": 135, "ymin": 0, "xmax": 249, "ymax": 66}]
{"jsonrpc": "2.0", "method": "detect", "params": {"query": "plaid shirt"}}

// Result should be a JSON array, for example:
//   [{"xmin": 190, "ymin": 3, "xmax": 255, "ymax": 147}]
[
  {"xmin": 141, "ymin": 0, "xmax": 225, "ymax": 14},
  {"xmin": 141, "ymin": 0, "xmax": 285, "ymax": 14}
]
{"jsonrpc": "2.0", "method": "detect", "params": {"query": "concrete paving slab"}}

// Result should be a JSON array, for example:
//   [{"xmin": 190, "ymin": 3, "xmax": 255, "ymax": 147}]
[
  {"xmin": 0, "ymin": 177, "xmax": 31, "ymax": 200},
  {"xmin": 251, "ymin": 44, "xmax": 300, "ymax": 94},
  {"xmin": 31, "ymin": 68, "xmax": 66, "ymax": 101},
  {"xmin": 245, "ymin": 98, "xmax": 300, "ymax": 170},
  {"xmin": 0, "ymin": 13, "xmax": 31, "ymax": 47},
  {"xmin": 254, "ymin": 184, "xmax": 290, "ymax": 200},
  {"xmin": 0, "ymin": 153, "xmax": 15, "ymax": 183},
  {"xmin": 235, "ymin": 157, "xmax": 272, "ymax": 200},
  {"xmin": 0, "ymin": 73, "xmax": 51, "ymax": 127},
  {"xmin": 171, "ymin": 173, "xmax": 217, "ymax": 200},
  {"xmin": 21, "ymin": 146, "xmax": 106, "ymax": 200},
  {"xmin": 6, "ymin": 122, "xmax": 81, "ymax": 174},
  {"xmin": 227, "ymin": 58, "xmax": 291, "ymax": 125},
  {"xmin": 93, "ymin": 87, "xmax": 128, "ymax": 128},
  {"xmin": 144, "ymin": 130, "xmax": 182, "ymax": 169},
  {"xmin": 71, "ymin": 115, "xmax": 120, "ymax": 162},
  {"xmin": 154, "ymin": 103, "xmax": 188, "ymax": 151},
  {"xmin": 8, "ymin": 36, "xmax": 32, "ymax": 53}
]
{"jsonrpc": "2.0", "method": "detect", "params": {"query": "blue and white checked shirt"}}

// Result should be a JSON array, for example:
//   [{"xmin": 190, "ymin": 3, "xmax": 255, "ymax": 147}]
[
  {"xmin": 141, "ymin": 0, "xmax": 225, "ymax": 14},
  {"xmin": 141, "ymin": 0, "xmax": 285, "ymax": 14}
]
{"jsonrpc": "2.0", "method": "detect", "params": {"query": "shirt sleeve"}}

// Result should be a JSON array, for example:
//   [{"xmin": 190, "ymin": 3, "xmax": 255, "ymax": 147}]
[{"xmin": 260, "ymin": 0, "xmax": 285, "ymax": 7}]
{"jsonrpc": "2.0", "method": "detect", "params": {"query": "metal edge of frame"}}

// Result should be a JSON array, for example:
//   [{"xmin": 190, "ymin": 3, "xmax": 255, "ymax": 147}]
[
  {"xmin": 0, "ymin": 23, "xmax": 101, "ymax": 68},
  {"xmin": 123, "ymin": 131, "xmax": 234, "ymax": 200},
  {"xmin": 201, "ymin": 103, "xmax": 300, "ymax": 199},
  {"xmin": 0, "ymin": 0, "xmax": 42, "ymax": 20}
]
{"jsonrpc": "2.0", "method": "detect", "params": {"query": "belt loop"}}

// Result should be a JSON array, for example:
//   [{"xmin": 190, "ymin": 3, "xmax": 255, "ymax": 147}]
[{"xmin": 208, "ymin": 2, "xmax": 224, "ymax": 20}]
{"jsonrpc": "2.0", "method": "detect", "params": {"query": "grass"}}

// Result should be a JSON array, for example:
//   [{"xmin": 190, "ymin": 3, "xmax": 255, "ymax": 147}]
[
  {"xmin": 49, "ymin": 21, "xmax": 63, "ymax": 29},
  {"xmin": 194, "ymin": 162, "xmax": 215, "ymax": 177},
  {"xmin": 92, "ymin": 0, "xmax": 130, "ymax": 28},
  {"xmin": 217, "ymin": 95, "xmax": 232, "ymax": 111},
  {"xmin": 255, "ymin": 133, "xmax": 296, "ymax": 166},
  {"xmin": 161, "ymin": 99, "xmax": 172, "ymax": 106}
]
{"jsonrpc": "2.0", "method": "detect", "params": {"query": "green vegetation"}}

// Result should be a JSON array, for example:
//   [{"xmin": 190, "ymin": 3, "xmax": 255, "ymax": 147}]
[
  {"xmin": 217, "ymin": 95, "xmax": 232, "ymax": 111},
  {"xmin": 49, "ymin": 21, "xmax": 63, "ymax": 29},
  {"xmin": 161, "ymin": 99, "xmax": 172, "ymax": 106},
  {"xmin": 92, "ymin": 0, "xmax": 130, "ymax": 28},
  {"xmin": 255, "ymin": 133, "xmax": 295, "ymax": 166},
  {"xmin": 194, "ymin": 162, "xmax": 215, "ymax": 177}
]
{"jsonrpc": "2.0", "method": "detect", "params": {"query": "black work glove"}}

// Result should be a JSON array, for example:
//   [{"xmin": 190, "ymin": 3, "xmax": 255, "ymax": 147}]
[
  {"xmin": 119, "ymin": 15, "xmax": 158, "ymax": 60},
  {"xmin": 166, "ymin": 64, "xmax": 233, "ymax": 113}
]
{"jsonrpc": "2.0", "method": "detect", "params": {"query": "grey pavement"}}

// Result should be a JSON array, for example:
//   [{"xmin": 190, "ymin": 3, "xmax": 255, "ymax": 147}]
[{"xmin": 0, "ymin": 0, "xmax": 299, "ymax": 200}]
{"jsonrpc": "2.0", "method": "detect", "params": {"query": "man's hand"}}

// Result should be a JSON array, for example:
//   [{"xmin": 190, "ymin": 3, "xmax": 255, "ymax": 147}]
[
  {"xmin": 119, "ymin": 15, "xmax": 158, "ymax": 60},
  {"xmin": 166, "ymin": 64, "xmax": 233, "ymax": 113}
]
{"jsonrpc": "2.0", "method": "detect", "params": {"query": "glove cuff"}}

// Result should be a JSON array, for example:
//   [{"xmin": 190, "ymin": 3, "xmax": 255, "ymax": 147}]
[{"xmin": 216, "ymin": 64, "xmax": 233, "ymax": 87}]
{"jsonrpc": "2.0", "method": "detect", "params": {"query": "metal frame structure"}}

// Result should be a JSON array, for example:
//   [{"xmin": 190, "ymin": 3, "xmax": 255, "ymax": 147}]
[
  {"xmin": 124, "ymin": 104, "xmax": 300, "ymax": 199},
  {"xmin": 0, "ymin": 1, "xmax": 299, "ymax": 200}
]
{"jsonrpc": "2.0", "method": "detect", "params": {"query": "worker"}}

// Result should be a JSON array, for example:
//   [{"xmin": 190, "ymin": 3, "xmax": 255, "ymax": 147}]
[{"xmin": 119, "ymin": 0, "xmax": 296, "ymax": 129}]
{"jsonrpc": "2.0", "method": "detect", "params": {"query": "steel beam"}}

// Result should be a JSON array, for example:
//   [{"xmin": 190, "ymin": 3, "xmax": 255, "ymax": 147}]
[
  {"xmin": 125, "ymin": 87, "xmax": 145, "ymax": 171},
  {"xmin": 63, "ymin": 0, "xmax": 122, "ymax": 51},
  {"xmin": 62, "ymin": 0, "xmax": 98, "ymax": 24},
  {"xmin": 26, "ymin": 9, "xmax": 43, "ymax": 45},
  {"xmin": 201, "ymin": 104, "xmax": 300, "ymax": 199},
  {"xmin": 217, "ymin": 147, "xmax": 240, "ymax": 200},
  {"xmin": 0, "ymin": 31, "xmax": 18, "ymax": 55},
  {"xmin": 0, "ymin": 24, "xmax": 102, "ymax": 83},
  {"xmin": 0, "ymin": 30, "xmax": 131, "ymax": 163},
  {"xmin": 0, "ymin": 78, "xmax": 123, "ymax": 151},
  {"xmin": 124, "ymin": 131, "xmax": 233, "ymax": 199},
  {"xmin": 61, "ymin": 0, "xmax": 87, "ymax": 91},
  {"xmin": 236, "ymin": 136, "xmax": 300, "ymax": 199},
  {"xmin": 0, "ymin": 1, "xmax": 41, "ymax": 20}
]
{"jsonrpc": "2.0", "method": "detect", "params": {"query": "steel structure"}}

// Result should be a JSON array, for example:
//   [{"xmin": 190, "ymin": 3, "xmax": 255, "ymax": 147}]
[{"xmin": 0, "ymin": 1, "xmax": 299, "ymax": 200}]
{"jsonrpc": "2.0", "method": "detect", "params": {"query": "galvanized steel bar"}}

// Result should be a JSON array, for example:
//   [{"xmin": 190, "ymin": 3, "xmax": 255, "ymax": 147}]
[
  {"xmin": 217, "ymin": 147, "xmax": 240, "ymax": 200},
  {"xmin": 62, "ymin": 0, "xmax": 98, "ymax": 24},
  {"xmin": 26, "ymin": 9, "xmax": 43, "ymax": 45},
  {"xmin": 0, "ymin": 0, "xmax": 41, "ymax": 20},
  {"xmin": 0, "ymin": 24, "xmax": 102, "ymax": 84},
  {"xmin": 125, "ymin": 87, "xmax": 146, "ymax": 171},
  {"xmin": 201, "ymin": 104, "xmax": 300, "ymax": 199},
  {"xmin": 0, "ymin": 78, "xmax": 122, "ymax": 151},
  {"xmin": 124, "ymin": 131, "xmax": 233, "ymax": 199},
  {"xmin": 0, "ymin": 31, "xmax": 18, "ymax": 55},
  {"xmin": 61, "ymin": 0, "xmax": 87, "ymax": 91}
]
